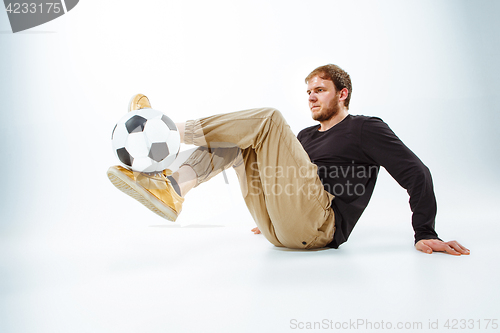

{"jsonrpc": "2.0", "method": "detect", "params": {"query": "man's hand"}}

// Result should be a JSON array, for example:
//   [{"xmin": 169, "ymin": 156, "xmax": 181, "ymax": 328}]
[
  {"xmin": 251, "ymin": 227, "xmax": 261, "ymax": 234},
  {"xmin": 415, "ymin": 239, "xmax": 470, "ymax": 255}
]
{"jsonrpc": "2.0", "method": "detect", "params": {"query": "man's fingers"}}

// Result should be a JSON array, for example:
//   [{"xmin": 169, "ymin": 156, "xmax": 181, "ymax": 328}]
[
  {"xmin": 429, "ymin": 241, "xmax": 462, "ymax": 255},
  {"xmin": 450, "ymin": 240, "xmax": 470, "ymax": 253},
  {"xmin": 443, "ymin": 244, "xmax": 461, "ymax": 256},
  {"xmin": 416, "ymin": 241, "xmax": 433, "ymax": 254},
  {"xmin": 416, "ymin": 239, "xmax": 470, "ymax": 255},
  {"xmin": 447, "ymin": 241, "xmax": 470, "ymax": 255},
  {"xmin": 251, "ymin": 227, "xmax": 261, "ymax": 234}
]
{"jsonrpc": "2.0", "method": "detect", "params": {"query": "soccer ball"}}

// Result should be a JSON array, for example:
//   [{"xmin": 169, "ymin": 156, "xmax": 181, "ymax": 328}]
[{"xmin": 111, "ymin": 109, "xmax": 180, "ymax": 173}]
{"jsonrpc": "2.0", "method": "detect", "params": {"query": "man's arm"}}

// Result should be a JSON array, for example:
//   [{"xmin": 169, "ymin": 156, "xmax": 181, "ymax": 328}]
[{"xmin": 360, "ymin": 117, "xmax": 469, "ymax": 255}]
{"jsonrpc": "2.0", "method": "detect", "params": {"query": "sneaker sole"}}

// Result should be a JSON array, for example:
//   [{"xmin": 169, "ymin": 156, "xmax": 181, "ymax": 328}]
[{"xmin": 107, "ymin": 168, "xmax": 178, "ymax": 221}]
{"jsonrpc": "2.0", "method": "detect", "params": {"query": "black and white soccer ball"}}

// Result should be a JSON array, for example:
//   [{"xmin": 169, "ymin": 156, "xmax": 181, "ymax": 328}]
[{"xmin": 111, "ymin": 109, "xmax": 180, "ymax": 173}]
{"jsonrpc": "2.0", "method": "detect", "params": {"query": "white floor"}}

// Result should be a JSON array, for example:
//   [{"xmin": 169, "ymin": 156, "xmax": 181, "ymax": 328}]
[{"xmin": 1, "ymin": 169, "xmax": 498, "ymax": 333}]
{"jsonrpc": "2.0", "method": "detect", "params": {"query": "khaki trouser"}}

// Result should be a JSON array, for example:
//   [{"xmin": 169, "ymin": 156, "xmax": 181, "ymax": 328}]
[{"xmin": 182, "ymin": 108, "xmax": 335, "ymax": 249}]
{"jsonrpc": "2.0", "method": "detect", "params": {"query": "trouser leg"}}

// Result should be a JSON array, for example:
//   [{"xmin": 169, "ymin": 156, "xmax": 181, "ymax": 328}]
[
  {"xmin": 183, "ymin": 107, "xmax": 335, "ymax": 249},
  {"xmin": 180, "ymin": 146, "xmax": 242, "ymax": 186}
]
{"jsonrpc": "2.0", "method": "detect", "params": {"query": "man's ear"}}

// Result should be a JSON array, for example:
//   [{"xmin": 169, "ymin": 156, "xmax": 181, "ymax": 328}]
[{"xmin": 338, "ymin": 88, "xmax": 349, "ymax": 103}]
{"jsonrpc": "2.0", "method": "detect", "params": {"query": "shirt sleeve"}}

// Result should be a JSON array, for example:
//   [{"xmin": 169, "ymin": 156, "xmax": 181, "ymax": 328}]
[{"xmin": 360, "ymin": 117, "xmax": 440, "ymax": 243}]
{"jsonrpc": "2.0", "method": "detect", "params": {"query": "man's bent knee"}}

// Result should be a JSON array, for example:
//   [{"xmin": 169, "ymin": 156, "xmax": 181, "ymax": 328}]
[{"xmin": 256, "ymin": 107, "xmax": 287, "ymax": 127}]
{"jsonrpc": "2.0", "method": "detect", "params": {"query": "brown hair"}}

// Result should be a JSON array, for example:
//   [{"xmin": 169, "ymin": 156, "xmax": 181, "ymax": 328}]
[{"xmin": 305, "ymin": 64, "xmax": 352, "ymax": 109}]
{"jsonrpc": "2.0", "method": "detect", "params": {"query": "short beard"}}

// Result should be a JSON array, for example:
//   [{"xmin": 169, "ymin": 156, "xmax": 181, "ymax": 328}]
[{"xmin": 312, "ymin": 104, "xmax": 340, "ymax": 122}]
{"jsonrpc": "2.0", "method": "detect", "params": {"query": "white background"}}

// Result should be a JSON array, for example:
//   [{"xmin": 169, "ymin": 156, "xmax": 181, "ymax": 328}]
[{"xmin": 1, "ymin": 1, "xmax": 499, "ymax": 332}]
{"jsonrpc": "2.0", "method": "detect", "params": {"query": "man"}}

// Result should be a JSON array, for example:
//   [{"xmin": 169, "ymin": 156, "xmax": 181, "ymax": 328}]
[{"xmin": 107, "ymin": 64, "xmax": 469, "ymax": 255}]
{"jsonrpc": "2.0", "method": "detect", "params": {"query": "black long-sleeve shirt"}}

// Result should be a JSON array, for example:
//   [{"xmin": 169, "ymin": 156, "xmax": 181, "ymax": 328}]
[{"xmin": 297, "ymin": 114, "xmax": 440, "ymax": 248}]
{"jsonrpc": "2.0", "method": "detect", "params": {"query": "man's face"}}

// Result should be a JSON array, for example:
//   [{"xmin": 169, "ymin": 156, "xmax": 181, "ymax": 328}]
[{"xmin": 307, "ymin": 75, "xmax": 340, "ymax": 122}]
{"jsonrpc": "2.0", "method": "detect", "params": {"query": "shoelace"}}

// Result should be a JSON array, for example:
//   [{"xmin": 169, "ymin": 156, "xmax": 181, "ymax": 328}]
[{"xmin": 132, "ymin": 169, "xmax": 173, "ymax": 190}]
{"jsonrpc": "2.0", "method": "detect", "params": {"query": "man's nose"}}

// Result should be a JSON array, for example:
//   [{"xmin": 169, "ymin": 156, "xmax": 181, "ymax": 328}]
[{"xmin": 309, "ymin": 93, "xmax": 317, "ymax": 102}]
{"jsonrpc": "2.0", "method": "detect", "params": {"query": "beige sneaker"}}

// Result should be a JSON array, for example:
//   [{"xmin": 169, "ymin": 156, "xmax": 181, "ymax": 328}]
[
  {"xmin": 129, "ymin": 93, "xmax": 152, "ymax": 112},
  {"xmin": 107, "ymin": 165, "xmax": 184, "ymax": 221}
]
